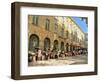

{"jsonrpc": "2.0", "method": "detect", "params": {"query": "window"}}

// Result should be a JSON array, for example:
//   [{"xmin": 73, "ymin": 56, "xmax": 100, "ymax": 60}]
[
  {"xmin": 54, "ymin": 18, "xmax": 58, "ymax": 33},
  {"xmin": 45, "ymin": 19, "xmax": 50, "ymax": 31},
  {"xmin": 54, "ymin": 23, "xmax": 58, "ymax": 33},
  {"xmin": 66, "ymin": 31, "xmax": 69, "ymax": 39},
  {"xmin": 61, "ymin": 28, "xmax": 64, "ymax": 37},
  {"xmin": 73, "ymin": 32, "xmax": 76, "ymax": 41},
  {"xmin": 74, "ymin": 31, "xmax": 77, "ymax": 42},
  {"xmin": 32, "ymin": 16, "xmax": 38, "ymax": 25},
  {"xmin": 71, "ymin": 32, "xmax": 74, "ymax": 40}
]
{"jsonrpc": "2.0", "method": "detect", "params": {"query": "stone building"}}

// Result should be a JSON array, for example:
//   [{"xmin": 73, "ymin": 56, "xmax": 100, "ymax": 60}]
[{"xmin": 28, "ymin": 15, "xmax": 86, "ymax": 53}]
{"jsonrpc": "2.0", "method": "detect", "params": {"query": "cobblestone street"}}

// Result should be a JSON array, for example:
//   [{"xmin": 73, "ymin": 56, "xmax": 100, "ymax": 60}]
[{"xmin": 29, "ymin": 54, "xmax": 88, "ymax": 66}]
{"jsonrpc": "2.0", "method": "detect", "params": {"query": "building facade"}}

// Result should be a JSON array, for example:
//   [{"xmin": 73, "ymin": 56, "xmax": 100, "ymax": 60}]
[
  {"xmin": 28, "ymin": 15, "xmax": 86, "ymax": 53},
  {"xmin": 84, "ymin": 33, "xmax": 88, "ymax": 49}
]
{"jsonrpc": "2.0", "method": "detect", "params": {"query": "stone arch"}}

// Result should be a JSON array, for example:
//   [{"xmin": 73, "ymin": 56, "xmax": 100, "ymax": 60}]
[
  {"xmin": 53, "ymin": 40, "xmax": 59, "ymax": 51},
  {"xmin": 29, "ymin": 34, "xmax": 39, "ymax": 52},
  {"xmin": 44, "ymin": 37, "xmax": 51, "ymax": 50}
]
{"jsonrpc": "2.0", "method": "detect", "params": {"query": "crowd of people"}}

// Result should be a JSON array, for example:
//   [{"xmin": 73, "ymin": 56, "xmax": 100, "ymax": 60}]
[{"xmin": 28, "ymin": 48, "xmax": 87, "ymax": 62}]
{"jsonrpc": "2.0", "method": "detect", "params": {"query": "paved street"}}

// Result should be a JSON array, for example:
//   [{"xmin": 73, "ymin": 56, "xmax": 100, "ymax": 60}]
[{"xmin": 28, "ymin": 54, "xmax": 88, "ymax": 66}]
